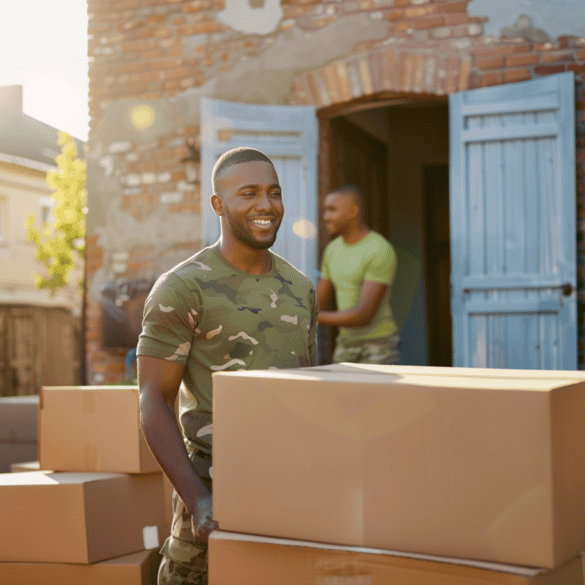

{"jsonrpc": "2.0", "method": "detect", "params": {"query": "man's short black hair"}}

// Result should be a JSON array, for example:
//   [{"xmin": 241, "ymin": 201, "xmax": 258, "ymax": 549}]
[
  {"xmin": 330, "ymin": 184, "xmax": 364, "ymax": 211},
  {"xmin": 212, "ymin": 147, "xmax": 274, "ymax": 193}
]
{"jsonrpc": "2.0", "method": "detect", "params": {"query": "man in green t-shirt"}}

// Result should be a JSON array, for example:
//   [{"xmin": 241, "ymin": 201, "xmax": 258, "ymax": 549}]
[
  {"xmin": 317, "ymin": 184, "xmax": 400, "ymax": 365},
  {"xmin": 137, "ymin": 147, "xmax": 318, "ymax": 585}
]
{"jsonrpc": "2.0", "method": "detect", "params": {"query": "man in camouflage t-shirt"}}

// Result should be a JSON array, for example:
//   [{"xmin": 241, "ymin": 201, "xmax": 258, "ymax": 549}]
[{"xmin": 137, "ymin": 147, "xmax": 318, "ymax": 585}]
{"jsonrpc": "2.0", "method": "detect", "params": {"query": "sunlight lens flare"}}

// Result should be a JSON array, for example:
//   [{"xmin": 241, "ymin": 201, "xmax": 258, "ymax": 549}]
[
  {"xmin": 130, "ymin": 105, "xmax": 156, "ymax": 130},
  {"xmin": 292, "ymin": 219, "xmax": 316, "ymax": 239}
]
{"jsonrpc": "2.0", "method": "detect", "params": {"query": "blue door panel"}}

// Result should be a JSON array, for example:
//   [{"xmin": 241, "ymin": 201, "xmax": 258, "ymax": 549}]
[{"xmin": 449, "ymin": 72, "xmax": 576, "ymax": 369}]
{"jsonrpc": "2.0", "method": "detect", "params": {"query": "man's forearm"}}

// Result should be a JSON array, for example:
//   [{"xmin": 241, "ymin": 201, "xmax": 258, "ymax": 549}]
[
  {"xmin": 139, "ymin": 390, "xmax": 209, "ymax": 516},
  {"xmin": 318, "ymin": 307, "xmax": 371, "ymax": 328}
]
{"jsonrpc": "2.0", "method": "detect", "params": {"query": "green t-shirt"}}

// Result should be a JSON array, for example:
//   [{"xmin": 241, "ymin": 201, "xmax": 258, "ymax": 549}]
[
  {"xmin": 137, "ymin": 242, "xmax": 318, "ymax": 455},
  {"xmin": 320, "ymin": 231, "xmax": 398, "ymax": 343}
]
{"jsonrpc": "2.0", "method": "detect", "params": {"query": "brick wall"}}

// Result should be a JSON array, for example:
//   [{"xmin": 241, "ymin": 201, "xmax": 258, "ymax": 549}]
[{"xmin": 86, "ymin": 0, "xmax": 585, "ymax": 381}]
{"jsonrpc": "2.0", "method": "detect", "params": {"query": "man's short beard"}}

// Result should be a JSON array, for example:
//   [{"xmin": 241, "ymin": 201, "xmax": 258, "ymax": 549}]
[{"xmin": 224, "ymin": 205, "xmax": 278, "ymax": 250}]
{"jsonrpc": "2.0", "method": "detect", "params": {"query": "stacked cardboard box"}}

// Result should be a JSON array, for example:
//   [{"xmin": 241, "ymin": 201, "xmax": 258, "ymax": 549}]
[
  {"xmin": 0, "ymin": 396, "xmax": 38, "ymax": 472},
  {"xmin": 0, "ymin": 385, "xmax": 171, "ymax": 584},
  {"xmin": 210, "ymin": 364, "xmax": 585, "ymax": 584}
]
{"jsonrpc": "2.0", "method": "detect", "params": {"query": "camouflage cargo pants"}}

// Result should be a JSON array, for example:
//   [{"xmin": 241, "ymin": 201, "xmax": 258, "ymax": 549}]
[
  {"xmin": 158, "ymin": 449, "xmax": 212, "ymax": 585},
  {"xmin": 333, "ymin": 333, "xmax": 401, "ymax": 365},
  {"xmin": 158, "ymin": 555, "xmax": 208, "ymax": 585}
]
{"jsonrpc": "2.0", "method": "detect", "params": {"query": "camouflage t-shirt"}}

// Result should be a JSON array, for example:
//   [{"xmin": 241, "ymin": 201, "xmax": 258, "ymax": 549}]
[{"xmin": 137, "ymin": 241, "xmax": 318, "ymax": 456}]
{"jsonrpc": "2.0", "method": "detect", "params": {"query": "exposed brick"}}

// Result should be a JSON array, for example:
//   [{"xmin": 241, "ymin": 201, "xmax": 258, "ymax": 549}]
[
  {"xmin": 443, "ymin": 13, "xmax": 471, "ymax": 26},
  {"xmin": 436, "ymin": 1, "xmax": 470, "ymax": 13},
  {"xmin": 471, "ymin": 45, "xmax": 517, "ymax": 58},
  {"xmin": 475, "ymin": 56, "xmax": 504, "ymax": 70},
  {"xmin": 458, "ymin": 56, "xmax": 471, "ymax": 90},
  {"xmin": 122, "ymin": 39, "xmax": 151, "ymax": 52},
  {"xmin": 577, "ymin": 49, "xmax": 585, "ymax": 60},
  {"xmin": 541, "ymin": 50, "xmax": 575, "ymax": 63},
  {"xmin": 183, "ymin": 0, "xmax": 212, "ymax": 12},
  {"xmin": 358, "ymin": 57, "xmax": 374, "ymax": 95},
  {"xmin": 482, "ymin": 71, "xmax": 503, "ymax": 87},
  {"xmin": 569, "ymin": 64, "xmax": 585, "ymax": 76},
  {"xmin": 534, "ymin": 64, "xmax": 567, "ymax": 75},
  {"xmin": 505, "ymin": 53, "xmax": 539, "ymax": 67},
  {"xmin": 415, "ymin": 15, "xmax": 444, "ymax": 29},
  {"xmin": 412, "ymin": 53, "xmax": 426, "ymax": 91},
  {"xmin": 446, "ymin": 54, "xmax": 460, "ymax": 93},
  {"xmin": 163, "ymin": 67, "xmax": 191, "ymax": 80},
  {"xmin": 503, "ymin": 68, "xmax": 532, "ymax": 83},
  {"xmin": 382, "ymin": 50, "xmax": 397, "ymax": 90},
  {"xmin": 401, "ymin": 52, "xmax": 415, "ymax": 92}
]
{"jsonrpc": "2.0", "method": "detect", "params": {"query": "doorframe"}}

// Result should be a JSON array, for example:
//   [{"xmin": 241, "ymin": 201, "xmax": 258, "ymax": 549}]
[{"xmin": 315, "ymin": 91, "xmax": 448, "ymax": 364}]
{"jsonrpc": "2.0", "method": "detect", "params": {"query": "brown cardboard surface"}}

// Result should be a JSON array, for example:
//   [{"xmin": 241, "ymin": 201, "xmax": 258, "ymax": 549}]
[
  {"xmin": 0, "ymin": 441, "xmax": 38, "ymax": 473},
  {"xmin": 208, "ymin": 531, "xmax": 585, "ymax": 585},
  {"xmin": 0, "ymin": 549, "xmax": 161, "ymax": 585},
  {"xmin": 0, "ymin": 395, "xmax": 39, "ymax": 441},
  {"xmin": 212, "ymin": 367, "xmax": 585, "ymax": 568},
  {"xmin": 0, "ymin": 471, "xmax": 167, "ymax": 563},
  {"xmin": 39, "ymin": 386, "xmax": 160, "ymax": 473}
]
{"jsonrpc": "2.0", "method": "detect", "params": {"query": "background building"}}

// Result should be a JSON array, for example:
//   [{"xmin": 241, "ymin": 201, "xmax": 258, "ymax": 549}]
[
  {"xmin": 0, "ymin": 85, "xmax": 83, "ymax": 395},
  {"xmin": 85, "ymin": 0, "xmax": 585, "ymax": 382}
]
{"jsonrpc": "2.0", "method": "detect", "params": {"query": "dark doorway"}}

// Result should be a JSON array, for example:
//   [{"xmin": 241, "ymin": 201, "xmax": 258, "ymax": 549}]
[
  {"xmin": 423, "ymin": 164, "xmax": 452, "ymax": 366},
  {"xmin": 318, "ymin": 98, "xmax": 450, "ymax": 366}
]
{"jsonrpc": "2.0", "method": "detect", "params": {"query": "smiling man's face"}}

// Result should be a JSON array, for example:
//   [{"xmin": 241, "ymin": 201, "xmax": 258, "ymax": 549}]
[{"xmin": 215, "ymin": 160, "xmax": 284, "ymax": 250}]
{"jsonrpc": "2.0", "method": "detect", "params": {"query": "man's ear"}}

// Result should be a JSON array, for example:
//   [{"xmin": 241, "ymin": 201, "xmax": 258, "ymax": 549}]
[{"xmin": 210, "ymin": 193, "xmax": 224, "ymax": 217}]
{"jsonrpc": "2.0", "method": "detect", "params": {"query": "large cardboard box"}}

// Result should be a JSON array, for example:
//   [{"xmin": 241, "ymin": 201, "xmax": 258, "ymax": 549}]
[
  {"xmin": 209, "ymin": 531, "xmax": 585, "ymax": 585},
  {"xmin": 0, "ymin": 471, "xmax": 167, "ymax": 563},
  {"xmin": 8, "ymin": 460, "xmax": 174, "ymax": 540},
  {"xmin": 39, "ymin": 386, "xmax": 160, "ymax": 473},
  {"xmin": 212, "ymin": 368, "xmax": 585, "ymax": 568},
  {"xmin": 0, "ymin": 549, "xmax": 161, "ymax": 585}
]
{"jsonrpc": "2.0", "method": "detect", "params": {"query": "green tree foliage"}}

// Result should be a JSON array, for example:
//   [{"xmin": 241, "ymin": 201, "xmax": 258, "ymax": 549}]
[{"xmin": 26, "ymin": 132, "xmax": 87, "ymax": 295}]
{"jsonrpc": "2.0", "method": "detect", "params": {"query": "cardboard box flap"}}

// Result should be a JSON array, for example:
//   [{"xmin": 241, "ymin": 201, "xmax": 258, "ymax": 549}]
[
  {"xmin": 214, "ymin": 368, "xmax": 583, "ymax": 392},
  {"xmin": 0, "ymin": 471, "xmax": 126, "ymax": 486}
]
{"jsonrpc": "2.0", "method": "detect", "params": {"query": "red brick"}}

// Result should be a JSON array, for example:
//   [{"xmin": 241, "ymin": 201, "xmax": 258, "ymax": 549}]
[
  {"xmin": 164, "ymin": 67, "xmax": 190, "ymax": 80},
  {"xmin": 142, "ymin": 48, "xmax": 165, "ymax": 59},
  {"xmin": 109, "ymin": 61, "xmax": 146, "ymax": 74},
  {"xmin": 183, "ymin": 0, "xmax": 212, "ymax": 10},
  {"xmin": 409, "ymin": 53, "xmax": 423, "ymax": 91},
  {"xmin": 382, "ymin": 50, "xmax": 397, "ymax": 90},
  {"xmin": 177, "ymin": 21, "xmax": 224, "ymax": 34},
  {"xmin": 122, "ymin": 39, "xmax": 150, "ymax": 52},
  {"xmin": 577, "ymin": 49, "xmax": 585, "ymax": 61},
  {"xmin": 471, "ymin": 45, "xmax": 517, "ymax": 58},
  {"xmin": 458, "ymin": 56, "xmax": 471, "ymax": 91},
  {"xmin": 569, "ymin": 64, "xmax": 585, "ymax": 75},
  {"xmin": 415, "ymin": 16, "xmax": 444, "ymax": 29},
  {"xmin": 504, "ymin": 68, "xmax": 532, "ymax": 83},
  {"xmin": 443, "ymin": 13, "xmax": 470, "ymax": 26},
  {"xmin": 148, "ymin": 58, "xmax": 181, "ymax": 70},
  {"xmin": 541, "ymin": 50, "xmax": 575, "ymax": 63},
  {"xmin": 482, "ymin": 72, "xmax": 503, "ymax": 87},
  {"xmin": 436, "ymin": 1, "xmax": 470, "ymax": 13},
  {"xmin": 534, "ymin": 64, "xmax": 566, "ymax": 75},
  {"xmin": 475, "ymin": 56, "xmax": 504, "ymax": 70},
  {"xmin": 323, "ymin": 65, "xmax": 341, "ymax": 103},
  {"xmin": 385, "ymin": 8, "xmax": 405, "ymax": 22},
  {"xmin": 110, "ymin": 0, "xmax": 141, "ymax": 10},
  {"xmin": 397, "ymin": 53, "xmax": 411, "ymax": 92},
  {"xmin": 505, "ymin": 53, "xmax": 539, "ymax": 67},
  {"xmin": 446, "ymin": 54, "xmax": 460, "ymax": 93}
]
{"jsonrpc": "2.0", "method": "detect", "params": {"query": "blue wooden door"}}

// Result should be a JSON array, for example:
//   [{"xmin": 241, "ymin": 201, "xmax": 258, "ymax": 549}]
[
  {"xmin": 449, "ymin": 72, "xmax": 576, "ymax": 369},
  {"xmin": 200, "ymin": 98, "xmax": 319, "ymax": 286}
]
